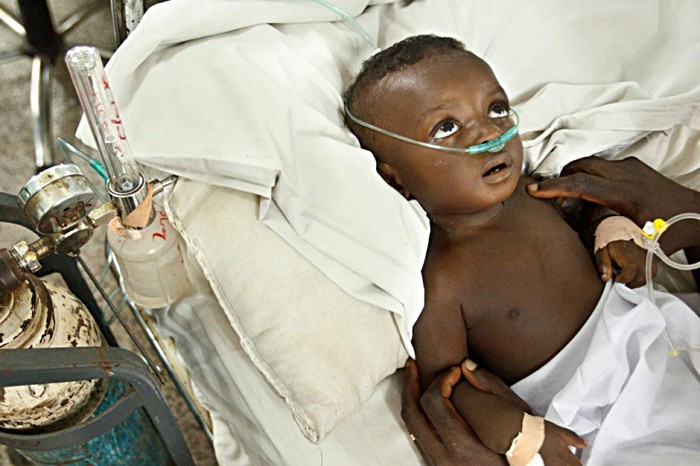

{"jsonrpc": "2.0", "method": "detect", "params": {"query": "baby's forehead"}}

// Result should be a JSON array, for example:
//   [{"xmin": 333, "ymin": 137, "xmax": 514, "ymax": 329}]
[{"xmin": 374, "ymin": 53, "xmax": 494, "ymax": 100}]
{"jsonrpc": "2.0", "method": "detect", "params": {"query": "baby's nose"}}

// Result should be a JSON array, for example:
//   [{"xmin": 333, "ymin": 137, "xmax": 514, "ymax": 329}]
[{"xmin": 477, "ymin": 121, "xmax": 505, "ymax": 145}]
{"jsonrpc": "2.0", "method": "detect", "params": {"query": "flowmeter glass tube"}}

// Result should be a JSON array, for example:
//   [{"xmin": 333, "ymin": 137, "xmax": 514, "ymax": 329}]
[{"xmin": 65, "ymin": 46, "xmax": 141, "ymax": 194}]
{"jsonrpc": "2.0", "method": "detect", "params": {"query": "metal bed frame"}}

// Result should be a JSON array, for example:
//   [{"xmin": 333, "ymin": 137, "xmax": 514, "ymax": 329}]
[
  {"xmin": 0, "ymin": 348, "xmax": 196, "ymax": 465},
  {"xmin": 0, "ymin": 1, "xmax": 215, "ymax": 463},
  {"xmin": 0, "ymin": 0, "xmax": 146, "ymax": 169},
  {"xmin": 0, "ymin": 0, "xmax": 113, "ymax": 170}
]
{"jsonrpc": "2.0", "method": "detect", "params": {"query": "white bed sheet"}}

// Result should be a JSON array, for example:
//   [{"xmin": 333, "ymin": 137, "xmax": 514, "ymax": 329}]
[{"xmin": 512, "ymin": 282, "xmax": 700, "ymax": 466}]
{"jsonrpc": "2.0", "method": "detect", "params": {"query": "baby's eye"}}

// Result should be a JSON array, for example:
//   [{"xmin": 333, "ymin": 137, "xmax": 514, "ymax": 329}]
[
  {"xmin": 488, "ymin": 105, "xmax": 509, "ymax": 119},
  {"xmin": 433, "ymin": 121, "xmax": 459, "ymax": 140}
]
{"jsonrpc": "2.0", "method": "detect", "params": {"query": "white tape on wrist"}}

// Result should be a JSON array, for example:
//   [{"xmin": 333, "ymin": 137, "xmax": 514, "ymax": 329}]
[
  {"xmin": 594, "ymin": 216, "xmax": 646, "ymax": 253},
  {"xmin": 506, "ymin": 413, "xmax": 545, "ymax": 466}
]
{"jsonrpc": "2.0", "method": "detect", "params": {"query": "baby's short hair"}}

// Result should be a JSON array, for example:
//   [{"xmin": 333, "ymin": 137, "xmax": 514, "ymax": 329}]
[{"xmin": 344, "ymin": 35, "xmax": 472, "ymax": 122}]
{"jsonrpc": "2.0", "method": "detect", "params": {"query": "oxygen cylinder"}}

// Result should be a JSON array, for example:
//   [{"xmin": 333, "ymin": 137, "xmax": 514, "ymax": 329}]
[
  {"xmin": 0, "ymin": 269, "xmax": 169, "ymax": 465},
  {"xmin": 0, "ymin": 275, "xmax": 106, "ymax": 432},
  {"xmin": 0, "ymin": 162, "xmax": 171, "ymax": 464}
]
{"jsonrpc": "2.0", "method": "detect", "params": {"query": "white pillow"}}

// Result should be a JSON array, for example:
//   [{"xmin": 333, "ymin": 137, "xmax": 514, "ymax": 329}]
[{"xmin": 165, "ymin": 179, "xmax": 408, "ymax": 443}]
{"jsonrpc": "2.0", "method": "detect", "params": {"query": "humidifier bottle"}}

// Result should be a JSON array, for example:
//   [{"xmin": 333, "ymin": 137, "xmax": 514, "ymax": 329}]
[{"xmin": 106, "ymin": 204, "xmax": 188, "ymax": 308}]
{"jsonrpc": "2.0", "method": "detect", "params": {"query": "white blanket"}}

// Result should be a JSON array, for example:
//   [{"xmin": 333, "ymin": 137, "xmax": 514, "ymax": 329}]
[
  {"xmin": 77, "ymin": 0, "xmax": 700, "ymax": 355},
  {"xmin": 512, "ymin": 282, "xmax": 700, "ymax": 466}
]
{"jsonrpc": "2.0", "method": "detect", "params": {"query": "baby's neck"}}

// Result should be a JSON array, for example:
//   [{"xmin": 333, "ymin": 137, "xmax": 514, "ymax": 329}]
[
  {"xmin": 430, "ymin": 199, "xmax": 508, "ymax": 236},
  {"xmin": 428, "ymin": 178, "xmax": 530, "ymax": 236}
]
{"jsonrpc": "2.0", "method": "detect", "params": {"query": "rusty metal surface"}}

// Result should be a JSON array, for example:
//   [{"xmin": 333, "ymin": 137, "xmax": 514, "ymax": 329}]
[{"xmin": 0, "ymin": 277, "xmax": 105, "ymax": 431}]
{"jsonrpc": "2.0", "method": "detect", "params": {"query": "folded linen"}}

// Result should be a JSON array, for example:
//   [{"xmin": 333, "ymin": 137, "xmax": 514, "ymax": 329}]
[{"xmin": 512, "ymin": 282, "xmax": 700, "ymax": 465}]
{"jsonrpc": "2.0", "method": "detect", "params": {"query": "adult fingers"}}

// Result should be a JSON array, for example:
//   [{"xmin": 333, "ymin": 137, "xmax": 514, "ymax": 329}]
[
  {"xmin": 402, "ymin": 359, "xmax": 422, "ymax": 404},
  {"xmin": 461, "ymin": 360, "xmax": 532, "ymax": 413},
  {"xmin": 596, "ymin": 248, "xmax": 613, "ymax": 282},
  {"xmin": 405, "ymin": 363, "xmax": 506, "ymax": 465},
  {"xmin": 401, "ymin": 360, "xmax": 443, "ymax": 457},
  {"xmin": 527, "ymin": 173, "xmax": 629, "ymax": 215},
  {"xmin": 421, "ymin": 366, "xmax": 503, "ymax": 460},
  {"xmin": 419, "ymin": 366, "xmax": 472, "ymax": 439}
]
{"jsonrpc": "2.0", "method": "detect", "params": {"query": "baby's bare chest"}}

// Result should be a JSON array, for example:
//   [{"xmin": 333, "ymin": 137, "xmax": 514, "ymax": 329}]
[
  {"xmin": 455, "ymin": 225, "xmax": 596, "ymax": 322},
  {"xmin": 437, "ymin": 200, "xmax": 604, "ymax": 381}
]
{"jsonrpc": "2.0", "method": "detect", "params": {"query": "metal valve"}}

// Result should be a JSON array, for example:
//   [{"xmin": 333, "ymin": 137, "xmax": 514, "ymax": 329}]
[
  {"xmin": 0, "ymin": 164, "xmax": 119, "ymax": 295},
  {"xmin": 0, "ymin": 163, "xmax": 179, "ymax": 297}
]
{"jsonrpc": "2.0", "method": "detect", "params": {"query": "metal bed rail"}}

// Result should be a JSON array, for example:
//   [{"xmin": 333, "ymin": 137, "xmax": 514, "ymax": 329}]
[{"xmin": 0, "ymin": 347, "xmax": 195, "ymax": 466}]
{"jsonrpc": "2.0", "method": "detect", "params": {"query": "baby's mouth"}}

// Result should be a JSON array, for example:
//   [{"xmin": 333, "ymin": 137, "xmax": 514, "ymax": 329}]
[{"xmin": 481, "ymin": 158, "xmax": 511, "ymax": 178}]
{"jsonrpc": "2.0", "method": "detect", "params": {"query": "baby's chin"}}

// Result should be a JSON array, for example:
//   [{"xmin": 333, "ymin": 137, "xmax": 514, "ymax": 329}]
[
  {"xmin": 462, "ymin": 179, "xmax": 520, "ymax": 214},
  {"xmin": 486, "ymin": 165, "xmax": 522, "ymax": 205}
]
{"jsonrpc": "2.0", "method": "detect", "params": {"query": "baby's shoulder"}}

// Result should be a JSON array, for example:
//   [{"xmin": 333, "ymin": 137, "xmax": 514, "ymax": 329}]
[
  {"xmin": 422, "ymin": 248, "xmax": 460, "ymax": 290},
  {"xmin": 421, "ymin": 245, "xmax": 477, "ymax": 315}
]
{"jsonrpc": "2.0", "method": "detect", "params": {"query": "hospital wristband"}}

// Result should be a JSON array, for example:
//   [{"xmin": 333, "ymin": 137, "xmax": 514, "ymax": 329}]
[
  {"xmin": 594, "ymin": 215, "xmax": 647, "ymax": 253},
  {"xmin": 505, "ymin": 413, "xmax": 545, "ymax": 466}
]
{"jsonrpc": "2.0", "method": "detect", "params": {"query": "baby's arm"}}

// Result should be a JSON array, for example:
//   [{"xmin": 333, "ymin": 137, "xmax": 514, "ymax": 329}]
[
  {"xmin": 455, "ymin": 381, "xmax": 588, "ymax": 465},
  {"xmin": 451, "ymin": 380, "xmax": 528, "ymax": 453},
  {"xmin": 555, "ymin": 194, "xmax": 652, "ymax": 288},
  {"xmin": 414, "ymin": 277, "xmax": 585, "ymax": 464},
  {"xmin": 593, "ymin": 216, "xmax": 653, "ymax": 288},
  {"xmin": 412, "ymin": 275, "xmax": 521, "ymax": 451}
]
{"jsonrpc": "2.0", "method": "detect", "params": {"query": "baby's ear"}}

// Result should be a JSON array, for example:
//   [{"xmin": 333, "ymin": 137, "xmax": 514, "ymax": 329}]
[{"xmin": 377, "ymin": 162, "xmax": 411, "ymax": 199}]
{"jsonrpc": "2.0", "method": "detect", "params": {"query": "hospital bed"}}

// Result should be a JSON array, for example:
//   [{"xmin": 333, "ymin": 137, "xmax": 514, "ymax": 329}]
[{"xmin": 74, "ymin": 1, "xmax": 700, "ymax": 464}]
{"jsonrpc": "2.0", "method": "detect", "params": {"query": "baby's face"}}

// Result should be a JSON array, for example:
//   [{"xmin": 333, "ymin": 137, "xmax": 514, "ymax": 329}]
[{"xmin": 371, "ymin": 53, "xmax": 523, "ymax": 216}]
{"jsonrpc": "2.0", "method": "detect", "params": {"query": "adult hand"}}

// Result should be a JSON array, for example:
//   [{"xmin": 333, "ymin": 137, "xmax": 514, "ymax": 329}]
[
  {"xmin": 527, "ymin": 156, "xmax": 700, "ymax": 226},
  {"xmin": 527, "ymin": 156, "xmax": 700, "ymax": 257},
  {"xmin": 402, "ymin": 359, "xmax": 531, "ymax": 466}
]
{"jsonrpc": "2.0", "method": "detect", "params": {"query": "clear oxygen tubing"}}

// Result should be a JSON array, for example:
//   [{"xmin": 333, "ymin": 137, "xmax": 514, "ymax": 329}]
[
  {"xmin": 57, "ymin": 138, "xmax": 109, "ymax": 204},
  {"xmin": 643, "ymin": 213, "xmax": 700, "ymax": 355},
  {"xmin": 57, "ymin": 138, "xmax": 109, "ymax": 184},
  {"xmin": 64, "ymin": 46, "xmax": 142, "ymax": 194},
  {"xmin": 345, "ymin": 106, "xmax": 520, "ymax": 154},
  {"xmin": 307, "ymin": 0, "xmax": 378, "ymax": 50}
]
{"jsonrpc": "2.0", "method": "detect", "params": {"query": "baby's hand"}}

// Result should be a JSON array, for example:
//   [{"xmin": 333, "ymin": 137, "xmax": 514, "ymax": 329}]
[
  {"xmin": 596, "ymin": 239, "xmax": 655, "ymax": 288},
  {"xmin": 538, "ymin": 421, "xmax": 586, "ymax": 466}
]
